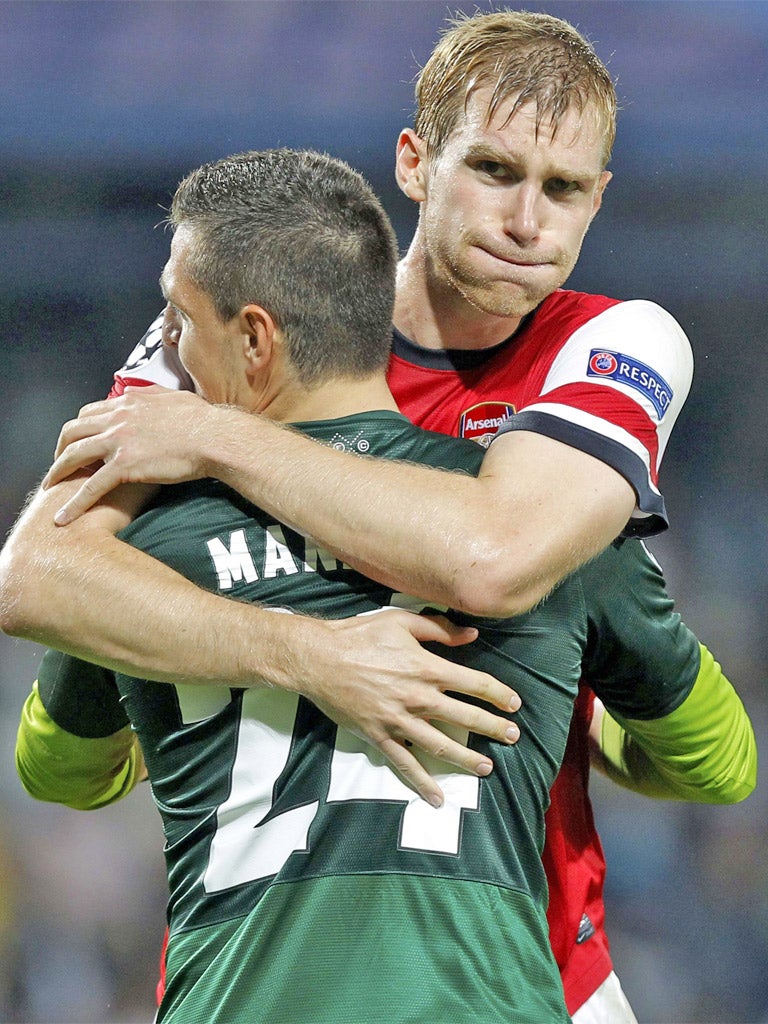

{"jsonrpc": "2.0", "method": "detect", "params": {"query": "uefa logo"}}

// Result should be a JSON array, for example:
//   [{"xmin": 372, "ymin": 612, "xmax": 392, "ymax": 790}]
[{"xmin": 588, "ymin": 351, "xmax": 618, "ymax": 376}]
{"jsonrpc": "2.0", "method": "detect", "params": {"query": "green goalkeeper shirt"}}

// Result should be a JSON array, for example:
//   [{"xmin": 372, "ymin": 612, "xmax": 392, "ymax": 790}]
[
  {"xmin": 31, "ymin": 410, "xmax": 712, "ymax": 1024},
  {"xmin": 113, "ymin": 411, "xmax": 579, "ymax": 1023}
]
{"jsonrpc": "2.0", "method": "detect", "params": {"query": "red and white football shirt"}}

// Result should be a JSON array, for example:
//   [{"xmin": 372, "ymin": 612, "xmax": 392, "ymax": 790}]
[{"xmin": 387, "ymin": 287, "xmax": 692, "ymax": 1013}]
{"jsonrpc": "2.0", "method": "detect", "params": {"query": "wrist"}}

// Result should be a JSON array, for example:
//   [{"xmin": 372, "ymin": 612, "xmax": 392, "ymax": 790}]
[
  {"xmin": 247, "ymin": 610, "xmax": 335, "ymax": 697},
  {"xmin": 198, "ymin": 405, "xmax": 261, "ymax": 481}
]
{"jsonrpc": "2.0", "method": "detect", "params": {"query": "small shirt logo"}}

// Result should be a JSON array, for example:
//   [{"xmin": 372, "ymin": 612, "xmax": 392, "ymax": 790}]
[
  {"xmin": 588, "ymin": 351, "xmax": 619, "ymax": 376},
  {"xmin": 576, "ymin": 913, "xmax": 596, "ymax": 945},
  {"xmin": 587, "ymin": 349, "xmax": 673, "ymax": 419},
  {"xmin": 459, "ymin": 402, "xmax": 515, "ymax": 447},
  {"xmin": 328, "ymin": 430, "xmax": 371, "ymax": 454}
]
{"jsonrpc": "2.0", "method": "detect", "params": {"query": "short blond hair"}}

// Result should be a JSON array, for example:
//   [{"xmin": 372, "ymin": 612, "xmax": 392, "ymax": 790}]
[{"xmin": 414, "ymin": 10, "xmax": 617, "ymax": 164}]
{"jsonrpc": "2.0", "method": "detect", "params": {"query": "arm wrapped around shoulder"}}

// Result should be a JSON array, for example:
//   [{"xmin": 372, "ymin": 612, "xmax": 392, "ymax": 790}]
[
  {"xmin": 15, "ymin": 681, "xmax": 144, "ymax": 810},
  {"xmin": 597, "ymin": 644, "xmax": 757, "ymax": 804}
]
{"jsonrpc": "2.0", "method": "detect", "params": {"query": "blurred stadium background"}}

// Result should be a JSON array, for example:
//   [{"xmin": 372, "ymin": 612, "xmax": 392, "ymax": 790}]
[{"xmin": 0, "ymin": 2, "xmax": 766, "ymax": 1021}]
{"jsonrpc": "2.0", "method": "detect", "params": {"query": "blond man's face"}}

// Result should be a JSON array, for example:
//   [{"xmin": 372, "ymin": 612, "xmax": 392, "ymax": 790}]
[{"xmin": 413, "ymin": 88, "xmax": 611, "ymax": 322}]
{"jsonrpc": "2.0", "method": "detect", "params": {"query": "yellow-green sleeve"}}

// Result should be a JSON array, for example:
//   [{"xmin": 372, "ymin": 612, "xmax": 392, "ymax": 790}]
[
  {"xmin": 598, "ymin": 644, "xmax": 757, "ymax": 804},
  {"xmin": 16, "ymin": 681, "xmax": 144, "ymax": 811}
]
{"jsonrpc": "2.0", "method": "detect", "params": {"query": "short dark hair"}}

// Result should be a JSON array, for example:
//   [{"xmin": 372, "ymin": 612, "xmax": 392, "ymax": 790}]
[{"xmin": 169, "ymin": 149, "xmax": 398, "ymax": 385}]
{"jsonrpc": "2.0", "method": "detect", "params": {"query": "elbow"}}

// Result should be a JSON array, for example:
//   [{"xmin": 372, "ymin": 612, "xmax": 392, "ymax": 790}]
[
  {"xmin": 0, "ymin": 547, "xmax": 26, "ymax": 637},
  {"xmin": 703, "ymin": 773, "xmax": 756, "ymax": 806},
  {"xmin": 728, "ymin": 781, "xmax": 757, "ymax": 805},
  {"xmin": 16, "ymin": 768, "xmax": 94, "ymax": 812},
  {"xmin": 0, "ymin": 537, "xmax": 42, "ymax": 638},
  {"xmin": 715, "ymin": 719, "xmax": 759, "ymax": 804},
  {"xmin": 715, "ymin": 738, "xmax": 758, "ymax": 805},
  {"xmin": 690, "ymin": 733, "xmax": 758, "ymax": 806},
  {"xmin": 446, "ymin": 540, "xmax": 549, "ymax": 619}
]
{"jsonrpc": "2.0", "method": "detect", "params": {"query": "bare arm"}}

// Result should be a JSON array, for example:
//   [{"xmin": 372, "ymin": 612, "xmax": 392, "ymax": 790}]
[
  {"xmin": 44, "ymin": 388, "xmax": 635, "ymax": 617},
  {"xmin": 0, "ymin": 473, "xmax": 522, "ymax": 805}
]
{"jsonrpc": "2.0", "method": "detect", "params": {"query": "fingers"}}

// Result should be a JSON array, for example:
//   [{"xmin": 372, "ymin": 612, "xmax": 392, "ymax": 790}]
[
  {"xmin": 377, "ymin": 709, "xmax": 518, "ymax": 807},
  {"xmin": 404, "ymin": 685, "xmax": 520, "ymax": 752},
  {"xmin": 432, "ymin": 659, "xmax": 521, "ymax": 714},
  {"xmin": 44, "ymin": 433, "xmax": 111, "ymax": 489},
  {"xmin": 378, "ymin": 738, "xmax": 446, "ymax": 807},
  {"xmin": 375, "ymin": 686, "xmax": 521, "ymax": 801},
  {"xmin": 405, "ymin": 612, "xmax": 479, "ymax": 648},
  {"xmin": 53, "ymin": 404, "xmax": 112, "ymax": 459},
  {"xmin": 320, "ymin": 610, "xmax": 523, "ymax": 808},
  {"xmin": 50, "ymin": 387, "xmax": 173, "ymax": 468},
  {"xmin": 391, "ymin": 611, "xmax": 521, "ymax": 714},
  {"xmin": 400, "ymin": 716, "xmax": 500, "ymax": 773},
  {"xmin": 428, "ymin": 691, "xmax": 521, "ymax": 746},
  {"xmin": 52, "ymin": 465, "xmax": 122, "ymax": 525}
]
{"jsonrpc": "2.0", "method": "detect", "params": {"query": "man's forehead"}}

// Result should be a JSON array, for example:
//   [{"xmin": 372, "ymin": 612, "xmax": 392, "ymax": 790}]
[
  {"xmin": 454, "ymin": 86, "xmax": 606, "ymax": 163},
  {"xmin": 160, "ymin": 229, "xmax": 191, "ymax": 293},
  {"xmin": 159, "ymin": 254, "xmax": 176, "ymax": 297}
]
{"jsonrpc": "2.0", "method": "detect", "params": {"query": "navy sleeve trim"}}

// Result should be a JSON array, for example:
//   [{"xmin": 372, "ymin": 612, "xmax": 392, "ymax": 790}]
[{"xmin": 493, "ymin": 410, "xmax": 669, "ymax": 537}]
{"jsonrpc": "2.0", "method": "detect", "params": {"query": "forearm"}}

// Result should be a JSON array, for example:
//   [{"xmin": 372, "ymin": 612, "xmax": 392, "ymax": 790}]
[
  {"xmin": 206, "ymin": 412, "xmax": 487, "ymax": 603},
  {"xmin": 44, "ymin": 391, "xmax": 635, "ymax": 616},
  {"xmin": 0, "ymin": 478, "xmax": 330, "ymax": 689},
  {"xmin": 2, "ymin": 452, "xmax": 526, "ymax": 806},
  {"xmin": 595, "ymin": 645, "xmax": 757, "ymax": 804},
  {"xmin": 197, "ymin": 409, "xmax": 633, "ymax": 616}
]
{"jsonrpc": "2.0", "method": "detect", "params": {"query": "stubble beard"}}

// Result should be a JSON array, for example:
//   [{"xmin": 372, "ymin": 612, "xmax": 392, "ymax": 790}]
[
  {"xmin": 444, "ymin": 254, "xmax": 560, "ymax": 323},
  {"xmin": 451, "ymin": 234, "xmax": 586, "ymax": 322}
]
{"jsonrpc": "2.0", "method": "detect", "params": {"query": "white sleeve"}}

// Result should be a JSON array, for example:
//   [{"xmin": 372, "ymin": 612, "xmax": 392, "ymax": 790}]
[
  {"xmin": 110, "ymin": 312, "xmax": 193, "ymax": 395},
  {"xmin": 537, "ymin": 299, "xmax": 693, "ymax": 464},
  {"xmin": 494, "ymin": 300, "xmax": 694, "ymax": 536}
]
